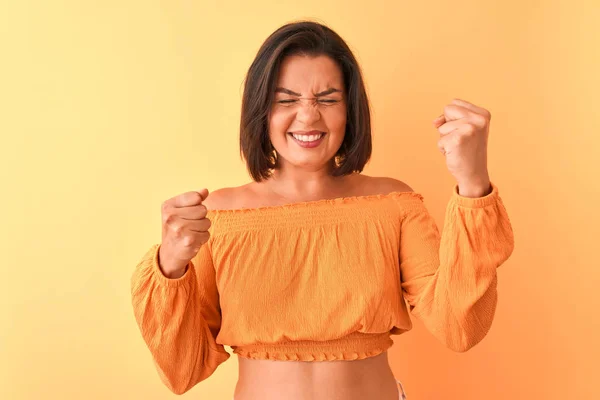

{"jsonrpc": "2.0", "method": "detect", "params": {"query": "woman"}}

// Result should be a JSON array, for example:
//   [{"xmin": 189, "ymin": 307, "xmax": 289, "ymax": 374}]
[{"xmin": 131, "ymin": 21, "xmax": 514, "ymax": 400}]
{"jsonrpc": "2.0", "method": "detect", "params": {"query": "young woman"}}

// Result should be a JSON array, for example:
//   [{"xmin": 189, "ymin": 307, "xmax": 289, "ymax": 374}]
[{"xmin": 131, "ymin": 20, "xmax": 514, "ymax": 400}]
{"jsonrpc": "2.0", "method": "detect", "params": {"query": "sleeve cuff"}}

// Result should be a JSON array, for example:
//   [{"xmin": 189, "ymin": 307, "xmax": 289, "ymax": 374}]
[
  {"xmin": 451, "ymin": 181, "xmax": 499, "ymax": 208},
  {"xmin": 151, "ymin": 244, "xmax": 195, "ymax": 288}
]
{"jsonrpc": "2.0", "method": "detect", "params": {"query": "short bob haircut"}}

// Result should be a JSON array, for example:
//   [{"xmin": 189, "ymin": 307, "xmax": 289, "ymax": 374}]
[{"xmin": 239, "ymin": 20, "xmax": 372, "ymax": 182}]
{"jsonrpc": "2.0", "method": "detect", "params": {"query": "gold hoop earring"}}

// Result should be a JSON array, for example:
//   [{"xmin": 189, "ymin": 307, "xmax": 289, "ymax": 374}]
[{"xmin": 334, "ymin": 154, "xmax": 341, "ymax": 167}]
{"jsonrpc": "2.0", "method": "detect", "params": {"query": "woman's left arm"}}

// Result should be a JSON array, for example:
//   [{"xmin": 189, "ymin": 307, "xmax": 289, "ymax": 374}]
[
  {"xmin": 398, "ymin": 183, "xmax": 515, "ymax": 352},
  {"xmin": 400, "ymin": 98, "xmax": 514, "ymax": 351}
]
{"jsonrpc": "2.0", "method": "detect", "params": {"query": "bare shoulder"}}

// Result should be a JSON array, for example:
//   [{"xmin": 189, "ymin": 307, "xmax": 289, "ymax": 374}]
[
  {"xmin": 374, "ymin": 176, "xmax": 415, "ymax": 193},
  {"xmin": 202, "ymin": 183, "xmax": 253, "ymax": 211},
  {"xmin": 357, "ymin": 174, "xmax": 414, "ymax": 195}
]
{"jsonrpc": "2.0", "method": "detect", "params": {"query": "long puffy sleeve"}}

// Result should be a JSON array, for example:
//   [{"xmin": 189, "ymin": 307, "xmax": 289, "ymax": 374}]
[
  {"xmin": 398, "ymin": 182, "xmax": 515, "ymax": 352},
  {"xmin": 130, "ymin": 241, "xmax": 230, "ymax": 395}
]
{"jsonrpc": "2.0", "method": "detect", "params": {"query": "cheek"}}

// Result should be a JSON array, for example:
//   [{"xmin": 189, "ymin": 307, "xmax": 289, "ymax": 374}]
[
  {"xmin": 269, "ymin": 111, "xmax": 293, "ymax": 134},
  {"xmin": 326, "ymin": 107, "xmax": 347, "ymax": 132}
]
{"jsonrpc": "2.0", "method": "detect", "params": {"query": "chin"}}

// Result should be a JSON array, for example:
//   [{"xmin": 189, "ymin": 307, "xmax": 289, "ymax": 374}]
[{"xmin": 280, "ymin": 155, "xmax": 334, "ymax": 170}]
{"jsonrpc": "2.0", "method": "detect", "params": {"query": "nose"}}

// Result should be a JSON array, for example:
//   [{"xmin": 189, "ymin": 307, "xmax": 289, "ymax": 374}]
[{"xmin": 295, "ymin": 100, "xmax": 321, "ymax": 125}]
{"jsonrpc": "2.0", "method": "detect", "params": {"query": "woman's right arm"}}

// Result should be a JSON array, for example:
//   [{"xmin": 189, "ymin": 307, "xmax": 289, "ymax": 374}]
[{"xmin": 131, "ymin": 242, "xmax": 230, "ymax": 395}]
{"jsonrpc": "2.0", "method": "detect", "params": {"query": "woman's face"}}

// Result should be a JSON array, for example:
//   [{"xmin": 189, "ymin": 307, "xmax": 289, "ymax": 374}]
[{"xmin": 268, "ymin": 54, "xmax": 347, "ymax": 172}]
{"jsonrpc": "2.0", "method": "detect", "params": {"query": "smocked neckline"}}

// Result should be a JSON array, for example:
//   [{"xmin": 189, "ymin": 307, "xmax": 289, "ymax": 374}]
[{"xmin": 206, "ymin": 190, "xmax": 424, "ymax": 214}]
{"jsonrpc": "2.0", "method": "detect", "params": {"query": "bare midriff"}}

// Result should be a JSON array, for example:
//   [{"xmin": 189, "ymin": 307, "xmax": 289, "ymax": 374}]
[{"xmin": 234, "ymin": 351, "xmax": 401, "ymax": 400}]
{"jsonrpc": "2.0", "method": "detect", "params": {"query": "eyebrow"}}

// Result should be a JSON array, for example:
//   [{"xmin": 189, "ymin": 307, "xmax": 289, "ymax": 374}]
[{"xmin": 274, "ymin": 87, "xmax": 342, "ymax": 97}]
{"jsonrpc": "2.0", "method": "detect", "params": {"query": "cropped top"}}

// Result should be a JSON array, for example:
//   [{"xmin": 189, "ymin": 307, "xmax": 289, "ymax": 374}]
[{"xmin": 130, "ymin": 182, "xmax": 514, "ymax": 394}]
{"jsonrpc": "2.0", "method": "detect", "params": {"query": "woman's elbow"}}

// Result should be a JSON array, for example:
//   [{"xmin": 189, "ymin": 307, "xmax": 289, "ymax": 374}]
[
  {"xmin": 447, "ymin": 337, "xmax": 478, "ymax": 353},
  {"xmin": 155, "ymin": 365, "xmax": 195, "ymax": 395},
  {"xmin": 157, "ymin": 348, "xmax": 231, "ymax": 395},
  {"xmin": 445, "ymin": 322, "xmax": 492, "ymax": 353}
]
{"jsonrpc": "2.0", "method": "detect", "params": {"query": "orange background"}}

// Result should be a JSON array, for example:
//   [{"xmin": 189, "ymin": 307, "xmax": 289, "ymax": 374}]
[{"xmin": 1, "ymin": 1, "xmax": 598, "ymax": 399}]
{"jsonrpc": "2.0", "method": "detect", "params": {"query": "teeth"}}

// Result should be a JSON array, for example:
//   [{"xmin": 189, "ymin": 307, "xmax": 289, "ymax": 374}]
[{"xmin": 292, "ymin": 133, "xmax": 323, "ymax": 142}]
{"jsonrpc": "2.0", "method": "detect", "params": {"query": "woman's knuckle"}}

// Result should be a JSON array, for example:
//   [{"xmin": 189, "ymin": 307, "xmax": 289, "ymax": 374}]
[
  {"xmin": 200, "ymin": 231, "xmax": 210, "ymax": 244},
  {"xmin": 172, "ymin": 223, "xmax": 183, "ymax": 235},
  {"xmin": 192, "ymin": 192, "xmax": 202, "ymax": 203},
  {"xmin": 167, "ymin": 213, "xmax": 178, "ymax": 226},
  {"xmin": 473, "ymin": 114, "xmax": 486, "ymax": 126}
]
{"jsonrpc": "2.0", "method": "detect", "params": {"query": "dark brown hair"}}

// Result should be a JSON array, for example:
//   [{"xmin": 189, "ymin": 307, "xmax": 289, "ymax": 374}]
[{"xmin": 239, "ymin": 20, "xmax": 372, "ymax": 182}]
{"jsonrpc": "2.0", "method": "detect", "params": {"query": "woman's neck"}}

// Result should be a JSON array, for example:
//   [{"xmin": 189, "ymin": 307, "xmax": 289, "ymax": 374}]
[{"xmin": 263, "ymin": 169, "xmax": 357, "ymax": 202}]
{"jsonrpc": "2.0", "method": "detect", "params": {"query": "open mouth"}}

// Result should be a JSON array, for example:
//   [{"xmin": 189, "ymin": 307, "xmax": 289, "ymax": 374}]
[
  {"xmin": 290, "ymin": 132, "xmax": 324, "ymax": 141},
  {"xmin": 287, "ymin": 132, "xmax": 326, "ymax": 148}
]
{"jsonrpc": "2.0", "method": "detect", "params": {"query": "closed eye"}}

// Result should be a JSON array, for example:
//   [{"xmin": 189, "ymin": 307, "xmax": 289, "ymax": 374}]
[{"xmin": 276, "ymin": 99, "xmax": 340, "ymax": 104}]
